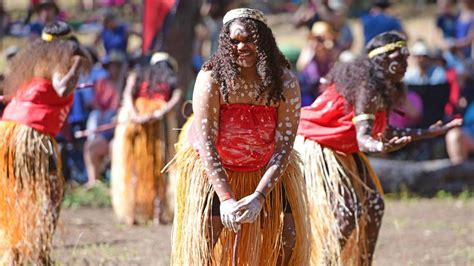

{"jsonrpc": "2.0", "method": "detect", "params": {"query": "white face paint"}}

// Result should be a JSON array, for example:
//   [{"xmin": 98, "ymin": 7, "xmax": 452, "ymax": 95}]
[
  {"xmin": 388, "ymin": 61, "xmax": 398, "ymax": 74},
  {"xmin": 229, "ymin": 22, "xmax": 258, "ymax": 68}
]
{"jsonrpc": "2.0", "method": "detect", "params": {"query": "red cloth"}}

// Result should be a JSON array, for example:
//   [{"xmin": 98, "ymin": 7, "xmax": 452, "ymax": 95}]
[
  {"xmin": 189, "ymin": 104, "xmax": 277, "ymax": 172},
  {"xmin": 298, "ymin": 85, "xmax": 387, "ymax": 154},
  {"xmin": 444, "ymin": 68, "xmax": 460, "ymax": 117},
  {"xmin": 2, "ymin": 77, "xmax": 73, "ymax": 136},
  {"xmin": 93, "ymin": 79, "xmax": 120, "ymax": 111},
  {"xmin": 142, "ymin": 0, "xmax": 176, "ymax": 54},
  {"xmin": 136, "ymin": 81, "xmax": 171, "ymax": 101}
]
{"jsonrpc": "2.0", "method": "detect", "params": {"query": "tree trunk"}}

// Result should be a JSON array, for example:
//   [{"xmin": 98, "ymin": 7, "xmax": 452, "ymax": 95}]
[{"xmin": 370, "ymin": 157, "xmax": 474, "ymax": 195}]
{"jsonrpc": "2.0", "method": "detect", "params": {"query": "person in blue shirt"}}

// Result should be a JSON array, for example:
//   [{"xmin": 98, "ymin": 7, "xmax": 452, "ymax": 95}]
[
  {"xmin": 94, "ymin": 11, "xmax": 138, "ymax": 55},
  {"xmin": 436, "ymin": 0, "xmax": 459, "ymax": 40},
  {"xmin": 361, "ymin": 0, "xmax": 404, "ymax": 45}
]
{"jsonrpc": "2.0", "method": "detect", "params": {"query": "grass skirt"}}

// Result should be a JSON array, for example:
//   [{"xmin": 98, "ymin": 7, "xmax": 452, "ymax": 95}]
[
  {"xmin": 111, "ymin": 98, "xmax": 168, "ymax": 225},
  {"xmin": 294, "ymin": 135, "xmax": 383, "ymax": 265},
  {"xmin": 171, "ymin": 140, "xmax": 311, "ymax": 265},
  {"xmin": 0, "ymin": 121, "xmax": 64, "ymax": 264}
]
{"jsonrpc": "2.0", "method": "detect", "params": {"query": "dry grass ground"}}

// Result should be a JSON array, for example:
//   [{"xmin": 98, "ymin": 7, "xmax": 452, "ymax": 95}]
[{"xmin": 52, "ymin": 199, "xmax": 474, "ymax": 265}]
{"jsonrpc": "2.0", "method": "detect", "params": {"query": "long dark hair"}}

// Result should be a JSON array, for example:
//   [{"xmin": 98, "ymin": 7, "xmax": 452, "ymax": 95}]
[
  {"xmin": 202, "ymin": 18, "xmax": 290, "ymax": 105},
  {"xmin": 4, "ymin": 21, "xmax": 87, "ymax": 99},
  {"xmin": 323, "ymin": 31, "xmax": 406, "ymax": 111}
]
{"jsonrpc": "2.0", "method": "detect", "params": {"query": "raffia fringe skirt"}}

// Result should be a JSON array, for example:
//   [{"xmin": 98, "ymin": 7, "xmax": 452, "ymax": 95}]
[
  {"xmin": 0, "ymin": 121, "xmax": 64, "ymax": 264},
  {"xmin": 171, "ymin": 124, "xmax": 311, "ymax": 265},
  {"xmin": 111, "ymin": 98, "xmax": 168, "ymax": 225},
  {"xmin": 294, "ymin": 135, "xmax": 383, "ymax": 266}
]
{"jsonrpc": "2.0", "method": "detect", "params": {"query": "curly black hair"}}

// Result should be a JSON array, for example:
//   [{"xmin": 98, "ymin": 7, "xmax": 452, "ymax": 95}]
[
  {"xmin": 323, "ymin": 31, "xmax": 406, "ymax": 111},
  {"xmin": 202, "ymin": 17, "xmax": 290, "ymax": 105},
  {"xmin": 133, "ymin": 60, "xmax": 178, "ymax": 97}
]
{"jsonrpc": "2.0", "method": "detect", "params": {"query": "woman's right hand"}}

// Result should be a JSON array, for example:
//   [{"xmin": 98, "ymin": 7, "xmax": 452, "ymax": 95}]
[{"xmin": 220, "ymin": 198, "xmax": 241, "ymax": 233}]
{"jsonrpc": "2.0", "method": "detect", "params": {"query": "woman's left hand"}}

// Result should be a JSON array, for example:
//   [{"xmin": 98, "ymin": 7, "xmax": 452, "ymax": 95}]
[{"xmin": 233, "ymin": 192, "xmax": 265, "ymax": 224}]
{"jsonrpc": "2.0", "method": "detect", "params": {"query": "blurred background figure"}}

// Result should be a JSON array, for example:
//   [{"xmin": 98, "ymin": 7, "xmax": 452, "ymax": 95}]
[
  {"xmin": 446, "ymin": 102, "xmax": 474, "ymax": 164},
  {"xmin": 94, "ymin": 10, "xmax": 135, "ymax": 56},
  {"xmin": 83, "ymin": 50, "xmax": 126, "ymax": 188},
  {"xmin": 296, "ymin": 21, "xmax": 338, "ymax": 106},
  {"xmin": 361, "ymin": 0, "xmax": 404, "ymax": 45},
  {"xmin": 436, "ymin": 0, "xmax": 459, "ymax": 41},
  {"xmin": 28, "ymin": 0, "xmax": 61, "ymax": 38},
  {"xmin": 404, "ymin": 40, "xmax": 447, "ymax": 86},
  {"xmin": 293, "ymin": 0, "xmax": 353, "ymax": 51}
]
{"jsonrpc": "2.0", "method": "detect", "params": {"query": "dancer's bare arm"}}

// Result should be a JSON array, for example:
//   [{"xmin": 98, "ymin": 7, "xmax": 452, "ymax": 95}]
[
  {"xmin": 384, "ymin": 119, "xmax": 463, "ymax": 142},
  {"xmin": 193, "ymin": 70, "xmax": 240, "ymax": 232},
  {"xmin": 353, "ymin": 90, "xmax": 411, "ymax": 153},
  {"xmin": 235, "ymin": 70, "xmax": 301, "ymax": 223},
  {"xmin": 52, "ymin": 55, "xmax": 83, "ymax": 97}
]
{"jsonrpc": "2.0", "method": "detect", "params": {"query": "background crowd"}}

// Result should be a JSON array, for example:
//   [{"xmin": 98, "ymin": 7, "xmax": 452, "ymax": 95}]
[{"xmin": 0, "ymin": 0, "xmax": 473, "ymax": 186}]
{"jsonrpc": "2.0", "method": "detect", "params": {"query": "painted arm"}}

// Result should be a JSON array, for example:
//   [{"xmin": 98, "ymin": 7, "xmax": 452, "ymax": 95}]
[
  {"xmin": 122, "ymin": 72, "xmax": 139, "ymax": 116},
  {"xmin": 192, "ymin": 70, "xmax": 240, "ymax": 232},
  {"xmin": 151, "ymin": 88, "xmax": 183, "ymax": 119},
  {"xmin": 52, "ymin": 55, "xmax": 83, "ymax": 97},
  {"xmin": 384, "ymin": 118, "xmax": 463, "ymax": 142},
  {"xmin": 234, "ymin": 70, "xmax": 301, "ymax": 223},
  {"xmin": 353, "ymin": 95, "xmax": 411, "ymax": 153}
]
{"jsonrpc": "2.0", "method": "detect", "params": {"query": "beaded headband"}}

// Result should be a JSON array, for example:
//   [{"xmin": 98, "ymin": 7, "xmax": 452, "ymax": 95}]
[
  {"xmin": 223, "ymin": 8, "xmax": 267, "ymax": 25},
  {"xmin": 41, "ymin": 31, "xmax": 73, "ymax": 42},
  {"xmin": 368, "ymin": 41, "xmax": 407, "ymax": 58}
]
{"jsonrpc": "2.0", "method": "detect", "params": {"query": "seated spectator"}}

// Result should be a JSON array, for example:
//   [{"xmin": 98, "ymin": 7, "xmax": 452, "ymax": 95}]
[
  {"xmin": 404, "ymin": 40, "xmax": 447, "ymax": 86},
  {"xmin": 83, "ymin": 50, "xmax": 126, "ymax": 188},
  {"xmin": 296, "ymin": 21, "xmax": 338, "ymax": 106},
  {"xmin": 361, "ymin": 0, "xmax": 404, "ymax": 45},
  {"xmin": 446, "ymin": 102, "xmax": 474, "ymax": 164}
]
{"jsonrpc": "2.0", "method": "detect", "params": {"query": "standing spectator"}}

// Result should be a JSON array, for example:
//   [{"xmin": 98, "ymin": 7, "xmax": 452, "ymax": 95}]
[
  {"xmin": 94, "ymin": 11, "xmax": 135, "ymax": 55},
  {"xmin": 361, "ymin": 0, "xmax": 404, "ymax": 45},
  {"xmin": 436, "ymin": 0, "xmax": 459, "ymax": 40},
  {"xmin": 296, "ymin": 21, "xmax": 338, "ymax": 106},
  {"xmin": 454, "ymin": 0, "xmax": 474, "ymax": 59}
]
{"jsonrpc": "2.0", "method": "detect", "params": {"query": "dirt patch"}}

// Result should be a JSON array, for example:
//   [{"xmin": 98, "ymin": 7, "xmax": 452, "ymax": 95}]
[{"xmin": 52, "ymin": 199, "xmax": 474, "ymax": 265}]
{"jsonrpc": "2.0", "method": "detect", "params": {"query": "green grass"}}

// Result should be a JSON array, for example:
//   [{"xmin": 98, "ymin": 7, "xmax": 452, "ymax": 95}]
[{"xmin": 62, "ymin": 181, "xmax": 111, "ymax": 208}]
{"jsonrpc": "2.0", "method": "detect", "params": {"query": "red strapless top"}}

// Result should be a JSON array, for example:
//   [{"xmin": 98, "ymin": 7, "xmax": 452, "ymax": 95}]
[
  {"xmin": 135, "ymin": 81, "xmax": 171, "ymax": 101},
  {"xmin": 298, "ymin": 85, "xmax": 387, "ymax": 154},
  {"xmin": 2, "ymin": 77, "xmax": 73, "ymax": 136},
  {"xmin": 189, "ymin": 104, "xmax": 277, "ymax": 172}
]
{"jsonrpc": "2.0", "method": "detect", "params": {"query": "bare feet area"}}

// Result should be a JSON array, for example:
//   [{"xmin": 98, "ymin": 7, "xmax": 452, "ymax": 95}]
[{"xmin": 52, "ymin": 199, "xmax": 474, "ymax": 265}]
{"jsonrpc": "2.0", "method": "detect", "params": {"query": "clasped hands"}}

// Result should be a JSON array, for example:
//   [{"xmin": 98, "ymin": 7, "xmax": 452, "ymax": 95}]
[{"xmin": 219, "ymin": 191, "xmax": 265, "ymax": 233}]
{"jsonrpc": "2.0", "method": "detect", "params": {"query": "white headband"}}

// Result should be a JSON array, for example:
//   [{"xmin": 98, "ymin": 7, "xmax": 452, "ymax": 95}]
[{"xmin": 223, "ymin": 8, "xmax": 267, "ymax": 25}]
